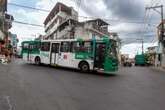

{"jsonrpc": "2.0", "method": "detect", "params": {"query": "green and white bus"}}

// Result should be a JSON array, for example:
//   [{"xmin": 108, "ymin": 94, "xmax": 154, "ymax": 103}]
[{"xmin": 21, "ymin": 37, "xmax": 118, "ymax": 74}]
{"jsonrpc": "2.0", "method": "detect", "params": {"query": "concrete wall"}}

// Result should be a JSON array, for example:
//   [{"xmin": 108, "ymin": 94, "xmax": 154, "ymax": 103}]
[
  {"xmin": 162, "ymin": 54, "xmax": 165, "ymax": 68},
  {"xmin": 0, "ymin": 30, "xmax": 4, "ymax": 40},
  {"xmin": 45, "ymin": 8, "xmax": 78, "ymax": 34}
]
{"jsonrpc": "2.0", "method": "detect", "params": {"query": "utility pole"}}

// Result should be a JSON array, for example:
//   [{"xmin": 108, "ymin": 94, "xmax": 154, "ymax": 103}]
[
  {"xmin": 142, "ymin": 39, "xmax": 144, "ymax": 54},
  {"xmin": 146, "ymin": 5, "xmax": 164, "ymax": 66},
  {"xmin": 136, "ymin": 38, "xmax": 144, "ymax": 54}
]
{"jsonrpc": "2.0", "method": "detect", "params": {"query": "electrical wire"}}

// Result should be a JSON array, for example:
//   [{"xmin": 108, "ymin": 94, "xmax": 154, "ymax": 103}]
[
  {"xmin": 8, "ymin": 2, "xmax": 158, "ymax": 25},
  {"xmin": 8, "ymin": 3, "xmax": 50, "ymax": 12},
  {"xmin": 13, "ymin": 20, "xmax": 44, "ymax": 27}
]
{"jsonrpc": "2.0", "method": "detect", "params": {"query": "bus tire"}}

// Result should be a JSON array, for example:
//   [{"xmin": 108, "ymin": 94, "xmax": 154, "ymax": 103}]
[
  {"xmin": 79, "ymin": 61, "xmax": 89, "ymax": 72},
  {"xmin": 35, "ymin": 57, "xmax": 41, "ymax": 65}
]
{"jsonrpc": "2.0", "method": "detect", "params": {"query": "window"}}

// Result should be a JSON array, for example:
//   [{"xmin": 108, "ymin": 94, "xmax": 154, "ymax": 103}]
[
  {"xmin": 70, "ymin": 42, "xmax": 78, "ymax": 52},
  {"xmin": 71, "ymin": 41, "xmax": 92, "ymax": 53},
  {"xmin": 60, "ymin": 42, "xmax": 70, "ymax": 52},
  {"xmin": 22, "ymin": 43, "xmax": 29, "ymax": 49},
  {"xmin": 41, "ymin": 42, "xmax": 50, "ymax": 51},
  {"xmin": 51, "ymin": 43, "xmax": 59, "ymax": 53},
  {"xmin": 29, "ymin": 43, "xmax": 40, "ymax": 50}
]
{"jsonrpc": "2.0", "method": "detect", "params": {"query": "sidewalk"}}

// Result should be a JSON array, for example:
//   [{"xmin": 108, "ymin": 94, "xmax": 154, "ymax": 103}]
[{"xmin": 151, "ymin": 66, "xmax": 165, "ymax": 73}]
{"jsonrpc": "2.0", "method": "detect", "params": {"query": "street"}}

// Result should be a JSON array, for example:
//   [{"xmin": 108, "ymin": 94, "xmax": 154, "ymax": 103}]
[{"xmin": 0, "ymin": 59, "xmax": 164, "ymax": 110}]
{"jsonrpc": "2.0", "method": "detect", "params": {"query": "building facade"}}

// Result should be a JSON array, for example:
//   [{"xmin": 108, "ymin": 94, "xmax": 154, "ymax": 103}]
[
  {"xmin": 8, "ymin": 32, "xmax": 19, "ymax": 54},
  {"xmin": 44, "ymin": 2, "xmax": 78, "ymax": 39},
  {"xmin": 0, "ymin": 0, "xmax": 14, "ymax": 57},
  {"xmin": 146, "ymin": 46, "xmax": 159, "ymax": 66},
  {"xmin": 43, "ymin": 2, "xmax": 112, "ymax": 41},
  {"xmin": 0, "ymin": 0, "xmax": 7, "ymax": 53},
  {"xmin": 43, "ymin": 2, "xmax": 121, "ymax": 62},
  {"xmin": 157, "ymin": 19, "xmax": 165, "ymax": 68}
]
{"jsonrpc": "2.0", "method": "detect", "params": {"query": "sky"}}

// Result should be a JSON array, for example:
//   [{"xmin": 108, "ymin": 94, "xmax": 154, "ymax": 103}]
[{"xmin": 7, "ymin": 0, "xmax": 165, "ymax": 58}]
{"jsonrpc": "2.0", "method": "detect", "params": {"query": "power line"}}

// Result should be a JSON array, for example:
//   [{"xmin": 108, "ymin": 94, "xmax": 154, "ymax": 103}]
[
  {"xmin": 13, "ymin": 20, "xmax": 44, "ymax": 27},
  {"xmin": 8, "ymin": 2, "xmax": 159, "ymax": 25},
  {"xmin": 8, "ymin": 3, "xmax": 50, "ymax": 12},
  {"xmin": 135, "ymin": 0, "xmax": 161, "ymax": 53}
]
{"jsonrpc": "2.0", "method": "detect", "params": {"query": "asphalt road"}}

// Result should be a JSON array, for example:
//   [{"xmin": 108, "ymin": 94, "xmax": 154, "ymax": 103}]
[{"xmin": 0, "ymin": 59, "xmax": 165, "ymax": 110}]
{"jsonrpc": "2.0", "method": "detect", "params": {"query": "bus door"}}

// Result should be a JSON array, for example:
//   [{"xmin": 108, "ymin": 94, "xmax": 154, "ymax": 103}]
[
  {"xmin": 26, "ymin": 43, "xmax": 31, "ymax": 61},
  {"xmin": 28, "ymin": 44, "xmax": 32, "ymax": 61},
  {"xmin": 50, "ymin": 43, "xmax": 60, "ymax": 65},
  {"xmin": 94, "ymin": 43, "xmax": 106, "ymax": 69},
  {"xmin": 27, "ymin": 44, "xmax": 34, "ymax": 61}
]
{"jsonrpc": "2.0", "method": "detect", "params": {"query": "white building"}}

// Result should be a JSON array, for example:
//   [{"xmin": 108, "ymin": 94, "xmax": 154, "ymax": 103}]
[
  {"xmin": 45, "ymin": 18, "xmax": 110, "ymax": 40},
  {"xmin": 44, "ymin": 2, "xmax": 78, "ymax": 39}
]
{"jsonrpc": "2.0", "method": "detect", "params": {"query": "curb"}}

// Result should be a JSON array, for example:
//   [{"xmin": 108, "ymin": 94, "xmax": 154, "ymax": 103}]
[{"xmin": 151, "ymin": 67, "xmax": 165, "ymax": 73}]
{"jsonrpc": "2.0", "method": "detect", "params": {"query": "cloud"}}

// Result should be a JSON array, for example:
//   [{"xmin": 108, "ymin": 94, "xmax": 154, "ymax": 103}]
[
  {"xmin": 103, "ymin": 0, "xmax": 144, "ymax": 20},
  {"xmin": 79, "ymin": 0, "xmax": 109, "ymax": 18}
]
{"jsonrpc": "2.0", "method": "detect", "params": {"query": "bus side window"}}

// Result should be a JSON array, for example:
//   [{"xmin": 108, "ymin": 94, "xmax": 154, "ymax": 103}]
[
  {"xmin": 70, "ymin": 42, "xmax": 77, "ymax": 52},
  {"xmin": 23, "ymin": 43, "xmax": 29, "ymax": 49},
  {"xmin": 41, "ymin": 42, "xmax": 50, "ymax": 51},
  {"xmin": 29, "ymin": 44, "xmax": 33, "ymax": 50},
  {"xmin": 36, "ymin": 43, "xmax": 41, "ymax": 49},
  {"xmin": 60, "ymin": 42, "xmax": 70, "ymax": 52}
]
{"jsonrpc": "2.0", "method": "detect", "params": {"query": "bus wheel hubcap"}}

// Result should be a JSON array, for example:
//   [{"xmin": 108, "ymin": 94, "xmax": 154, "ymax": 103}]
[{"xmin": 82, "ymin": 65, "xmax": 88, "ymax": 70}]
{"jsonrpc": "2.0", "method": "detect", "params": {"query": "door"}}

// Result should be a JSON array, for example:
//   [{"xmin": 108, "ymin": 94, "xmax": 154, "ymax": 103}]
[
  {"xmin": 94, "ymin": 43, "xmax": 106, "ymax": 69},
  {"xmin": 27, "ymin": 45, "xmax": 31, "ymax": 61},
  {"xmin": 50, "ymin": 43, "xmax": 60, "ymax": 65}
]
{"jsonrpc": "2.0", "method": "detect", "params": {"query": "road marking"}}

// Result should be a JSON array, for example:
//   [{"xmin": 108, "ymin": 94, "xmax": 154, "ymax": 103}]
[{"xmin": 5, "ymin": 96, "xmax": 13, "ymax": 110}]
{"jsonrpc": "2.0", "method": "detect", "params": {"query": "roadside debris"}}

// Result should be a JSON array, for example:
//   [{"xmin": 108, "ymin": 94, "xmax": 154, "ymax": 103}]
[{"xmin": 0, "ymin": 55, "xmax": 8, "ymax": 64}]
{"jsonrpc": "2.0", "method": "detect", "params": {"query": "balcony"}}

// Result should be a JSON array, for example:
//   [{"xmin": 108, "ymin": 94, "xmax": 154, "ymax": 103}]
[
  {"xmin": 4, "ymin": 13, "xmax": 14, "ymax": 30},
  {"xmin": 92, "ymin": 24, "xmax": 108, "ymax": 34},
  {"xmin": 45, "ymin": 11, "xmax": 70, "ymax": 31},
  {"xmin": 85, "ymin": 23, "xmax": 108, "ymax": 35}
]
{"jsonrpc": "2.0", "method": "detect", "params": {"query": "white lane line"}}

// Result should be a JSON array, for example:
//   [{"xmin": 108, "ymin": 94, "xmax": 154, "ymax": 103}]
[{"xmin": 5, "ymin": 96, "xmax": 13, "ymax": 110}]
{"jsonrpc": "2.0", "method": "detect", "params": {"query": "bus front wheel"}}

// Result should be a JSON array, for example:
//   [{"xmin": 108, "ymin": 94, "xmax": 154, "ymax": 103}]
[
  {"xmin": 35, "ymin": 57, "xmax": 41, "ymax": 65},
  {"xmin": 79, "ymin": 61, "xmax": 89, "ymax": 72}
]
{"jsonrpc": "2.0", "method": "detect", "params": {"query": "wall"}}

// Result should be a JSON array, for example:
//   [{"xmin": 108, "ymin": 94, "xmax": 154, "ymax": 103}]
[{"xmin": 0, "ymin": 30, "xmax": 4, "ymax": 40}]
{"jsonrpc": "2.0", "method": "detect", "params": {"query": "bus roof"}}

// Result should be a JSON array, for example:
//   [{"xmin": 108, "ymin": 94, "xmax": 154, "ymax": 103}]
[
  {"xmin": 21, "ymin": 40, "xmax": 40, "ymax": 44},
  {"xmin": 41, "ymin": 38, "xmax": 116, "ymax": 43}
]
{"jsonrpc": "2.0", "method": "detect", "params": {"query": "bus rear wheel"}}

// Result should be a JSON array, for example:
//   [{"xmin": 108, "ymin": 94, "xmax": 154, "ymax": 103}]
[
  {"xmin": 79, "ymin": 62, "xmax": 89, "ymax": 72},
  {"xmin": 35, "ymin": 57, "xmax": 41, "ymax": 65}
]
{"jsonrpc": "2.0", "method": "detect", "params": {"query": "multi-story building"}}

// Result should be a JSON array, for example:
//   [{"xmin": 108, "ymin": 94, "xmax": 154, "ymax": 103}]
[
  {"xmin": 0, "ymin": 0, "xmax": 14, "ymax": 56},
  {"xmin": 146, "ymin": 46, "xmax": 159, "ymax": 66},
  {"xmin": 43, "ymin": 2, "xmax": 121, "ymax": 63},
  {"xmin": 44, "ymin": 2, "xmax": 78, "ymax": 39},
  {"xmin": 44, "ymin": 17, "xmax": 110, "ymax": 40},
  {"xmin": 43, "ymin": 2, "xmax": 111, "ymax": 40},
  {"xmin": 0, "ymin": 0, "xmax": 7, "ymax": 54},
  {"xmin": 157, "ymin": 19, "xmax": 165, "ymax": 68},
  {"xmin": 8, "ymin": 32, "xmax": 19, "ymax": 54}
]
